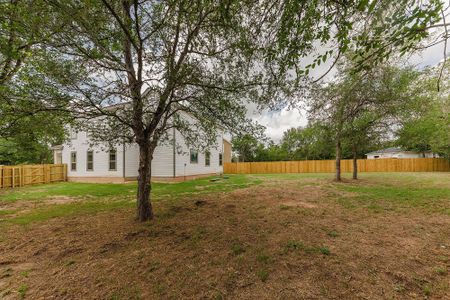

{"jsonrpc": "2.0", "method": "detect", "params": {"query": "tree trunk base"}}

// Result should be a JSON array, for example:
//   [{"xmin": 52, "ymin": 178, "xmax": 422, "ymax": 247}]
[
  {"xmin": 352, "ymin": 145, "xmax": 358, "ymax": 180},
  {"xmin": 136, "ymin": 143, "xmax": 155, "ymax": 222},
  {"xmin": 136, "ymin": 188, "xmax": 154, "ymax": 222},
  {"xmin": 137, "ymin": 210, "xmax": 154, "ymax": 222}
]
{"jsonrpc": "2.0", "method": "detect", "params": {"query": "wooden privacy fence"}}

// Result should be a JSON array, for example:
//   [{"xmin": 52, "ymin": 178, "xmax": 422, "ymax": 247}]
[
  {"xmin": 224, "ymin": 158, "xmax": 450, "ymax": 174},
  {"xmin": 0, "ymin": 164, "xmax": 67, "ymax": 189}
]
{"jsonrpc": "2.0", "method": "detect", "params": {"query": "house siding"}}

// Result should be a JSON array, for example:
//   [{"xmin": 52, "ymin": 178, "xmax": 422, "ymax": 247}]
[
  {"xmin": 223, "ymin": 139, "xmax": 232, "ymax": 163},
  {"xmin": 60, "ymin": 114, "xmax": 224, "ymax": 180},
  {"xmin": 122, "ymin": 143, "xmax": 175, "ymax": 178},
  {"xmin": 174, "ymin": 130, "xmax": 223, "ymax": 177},
  {"xmin": 64, "ymin": 132, "xmax": 124, "ymax": 178},
  {"xmin": 367, "ymin": 152, "xmax": 436, "ymax": 159}
]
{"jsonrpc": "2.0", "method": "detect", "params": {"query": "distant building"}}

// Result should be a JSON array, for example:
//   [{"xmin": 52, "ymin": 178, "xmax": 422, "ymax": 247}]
[{"xmin": 365, "ymin": 147, "xmax": 438, "ymax": 159}]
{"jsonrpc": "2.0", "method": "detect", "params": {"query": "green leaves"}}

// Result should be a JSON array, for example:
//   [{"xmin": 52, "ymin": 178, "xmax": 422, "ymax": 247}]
[
  {"xmin": 357, "ymin": 0, "xmax": 370, "ymax": 11},
  {"xmin": 395, "ymin": 68, "xmax": 450, "ymax": 157}
]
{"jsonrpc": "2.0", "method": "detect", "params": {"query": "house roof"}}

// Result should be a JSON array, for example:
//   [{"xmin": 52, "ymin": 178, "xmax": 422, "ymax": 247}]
[
  {"xmin": 365, "ymin": 147, "xmax": 432, "ymax": 155},
  {"xmin": 365, "ymin": 147, "xmax": 407, "ymax": 155}
]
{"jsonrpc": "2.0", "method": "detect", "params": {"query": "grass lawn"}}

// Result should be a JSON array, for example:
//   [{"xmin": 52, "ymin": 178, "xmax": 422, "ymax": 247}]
[
  {"xmin": 0, "ymin": 175, "xmax": 261, "ymax": 225},
  {"xmin": 0, "ymin": 172, "xmax": 449, "ymax": 299}
]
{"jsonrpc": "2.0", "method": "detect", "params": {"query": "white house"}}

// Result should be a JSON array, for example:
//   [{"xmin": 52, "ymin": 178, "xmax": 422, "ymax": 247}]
[
  {"xmin": 365, "ymin": 147, "xmax": 438, "ymax": 159},
  {"xmin": 52, "ymin": 115, "xmax": 232, "ymax": 183}
]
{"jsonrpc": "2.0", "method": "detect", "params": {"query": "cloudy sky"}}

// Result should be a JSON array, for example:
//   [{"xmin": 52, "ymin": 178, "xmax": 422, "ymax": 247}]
[{"xmin": 251, "ymin": 37, "xmax": 446, "ymax": 142}]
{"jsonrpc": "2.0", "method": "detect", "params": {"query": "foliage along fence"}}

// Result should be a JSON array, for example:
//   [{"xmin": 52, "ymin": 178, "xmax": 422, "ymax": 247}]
[
  {"xmin": 223, "ymin": 158, "xmax": 450, "ymax": 174},
  {"xmin": 0, "ymin": 164, "xmax": 67, "ymax": 189}
]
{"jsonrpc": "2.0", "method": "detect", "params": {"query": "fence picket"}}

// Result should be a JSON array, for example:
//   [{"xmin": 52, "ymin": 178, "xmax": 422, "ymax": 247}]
[
  {"xmin": 223, "ymin": 158, "xmax": 450, "ymax": 174},
  {"xmin": 0, "ymin": 164, "xmax": 67, "ymax": 189}
]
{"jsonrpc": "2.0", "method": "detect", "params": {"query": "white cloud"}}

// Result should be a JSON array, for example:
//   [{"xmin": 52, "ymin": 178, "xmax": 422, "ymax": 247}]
[
  {"xmin": 251, "ymin": 35, "xmax": 447, "ymax": 143},
  {"xmin": 250, "ymin": 107, "xmax": 308, "ymax": 142}
]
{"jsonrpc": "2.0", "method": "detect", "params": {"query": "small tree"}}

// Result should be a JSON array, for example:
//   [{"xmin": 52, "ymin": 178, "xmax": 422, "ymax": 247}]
[
  {"xmin": 344, "ymin": 112, "xmax": 388, "ymax": 179},
  {"xmin": 309, "ymin": 71, "xmax": 358, "ymax": 181},
  {"xmin": 310, "ymin": 65, "xmax": 417, "ymax": 180}
]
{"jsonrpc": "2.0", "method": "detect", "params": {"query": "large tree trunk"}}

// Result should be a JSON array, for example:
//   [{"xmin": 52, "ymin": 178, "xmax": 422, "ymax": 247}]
[
  {"xmin": 352, "ymin": 143, "xmax": 358, "ymax": 180},
  {"xmin": 335, "ymin": 139, "xmax": 342, "ymax": 181},
  {"xmin": 136, "ymin": 142, "xmax": 154, "ymax": 222}
]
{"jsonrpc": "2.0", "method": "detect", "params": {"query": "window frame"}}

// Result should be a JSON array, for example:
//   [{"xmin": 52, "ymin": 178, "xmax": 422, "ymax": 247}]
[
  {"xmin": 55, "ymin": 152, "xmax": 62, "ymax": 164},
  {"xmin": 86, "ymin": 150, "xmax": 94, "ymax": 171},
  {"xmin": 109, "ymin": 148, "xmax": 117, "ymax": 171},
  {"xmin": 190, "ymin": 149, "xmax": 198, "ymax": 164},
  {"xmin": 70, "ymin": 151, "xmax": 77, "ymax": 171},
  {"xmin": 205, "ymin": 151, "xmax": 211, "ymax": 167}
]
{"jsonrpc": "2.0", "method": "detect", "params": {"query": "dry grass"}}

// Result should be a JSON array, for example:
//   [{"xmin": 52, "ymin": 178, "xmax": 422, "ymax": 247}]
[{"xmin": 0, "ymin": 173, "xmax": 449, "ymax": 299}]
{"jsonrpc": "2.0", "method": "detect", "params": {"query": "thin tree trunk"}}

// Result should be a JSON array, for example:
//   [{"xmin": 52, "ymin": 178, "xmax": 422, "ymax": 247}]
[
  {"xmin": 352, "ymin": 143, "xmax": 357, "ymax": 180},
  {"xmin": 119, "ymin": 0, "xmax": 151, "ymax": 222},
  {"xmin": 335, "ymin": 139, "xmax": 341, "ymax": 181},
  {"xmin": 136, "ymin": 142, "xmax": 154, "ymax": 221}
]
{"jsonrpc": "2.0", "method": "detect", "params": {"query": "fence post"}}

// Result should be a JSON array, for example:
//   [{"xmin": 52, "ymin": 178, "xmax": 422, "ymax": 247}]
[
  {"xmin": 63, "ymin": 164, "xmax": 67, "ymax": 181},
  {"xmin": 19, "ymin": 166, "xmax": 23, "ymax": 187},
  {"xmin": 45, "ymin": 164, "xmax": 51, "ymax": 183},
  {"xmin": 0, "ymin": 165, "xmax": 2, "ymax": 188},
  {"xmin": 41, "ymin": 164, "xmax": 45, "ymax": 183},
  {"xmin": 12, "ymin": 168, "xmax": 15, "ymax": 188}
]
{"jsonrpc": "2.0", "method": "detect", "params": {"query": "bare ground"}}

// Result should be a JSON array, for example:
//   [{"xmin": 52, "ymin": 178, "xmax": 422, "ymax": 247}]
[
  {"xmin": 0, "ymin": 178, "xmax": 449, "ymax": 299},
  {"xmin": 0, "ymin": 196, "xmax": 83, "ymax": 220}
]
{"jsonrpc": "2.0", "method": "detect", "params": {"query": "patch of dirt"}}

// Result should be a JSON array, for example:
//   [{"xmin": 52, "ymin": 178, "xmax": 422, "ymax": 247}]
[
  {"xmin": 43, "ymin": 196, "xmax": 81, "ymax": 205},
  {"xmin": 0, "ymin": 178, "xmax": 449, "ymax": 299},
  {"xmin": 0, "ymin": 196, "xmax": 82, "ymax": 220},
  {"xmin": 281, "ymin": 200, "xmax": 317, "ymax": 208},
  {"xmin": 194, "ymin": 200, "xmax": 207, "ymax": 207}
]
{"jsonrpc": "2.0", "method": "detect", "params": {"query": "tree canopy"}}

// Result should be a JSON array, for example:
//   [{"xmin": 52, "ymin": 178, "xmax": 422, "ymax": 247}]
[{"xmin": 396, "ymin": 65, "xmax": 450, "ymax": 157}]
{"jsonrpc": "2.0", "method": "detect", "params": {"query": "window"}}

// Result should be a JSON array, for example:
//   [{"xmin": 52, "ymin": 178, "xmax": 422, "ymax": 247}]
[
  {"xmin": 109, "ymin": 149, "xmax": 117, "ymax": 171},
  {"xmin": 70, "ymin": 129, "xmax": 77, "ymax": 140},
  {"xmin": 205, "ymin": 151, "xmax": 210, "ymax": 166},
  {"xmin": 86, "ymin": 150, "xmax": 94, "ymax": 171},
  {"xmin": 190, "ymin": 149, "xmax": 198, "ymax": 164},
  {"xmin": 55, "ymin": 152, "xmax": 62, "ymax": 164},
  {"xmin": 70, "ymin": 152, "xmax": 77, "ymax": 171},
  {"xmin": 219, "ymin": 153, "xmax": 223, "ymax": 166},
  {"xmin": 374, "ymin": 155, "xmax": 380, "ymax": 159}
]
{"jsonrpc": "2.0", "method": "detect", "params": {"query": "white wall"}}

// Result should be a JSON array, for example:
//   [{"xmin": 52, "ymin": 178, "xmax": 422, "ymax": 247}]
[
  {"xmin": 123, "ymin": 142, "xmax": 174, "ymax": 178},
  {"xmin": 367, "ymin": 151, "xmax": 436, "ymax": 159},
  {"xmin": 61, "ymin": 119, "xmax": 224, "ymax": 178},
  {"xmin": 174, "ymin": 130, "xmax": 224, "ymax": 177},
  {"xmin": 62, "ymin": 132, "xmax": 124, "ymax": 178},
  {"xmin": 124, "ymin": 144, "xmax": 139, "ymax": 177}
]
